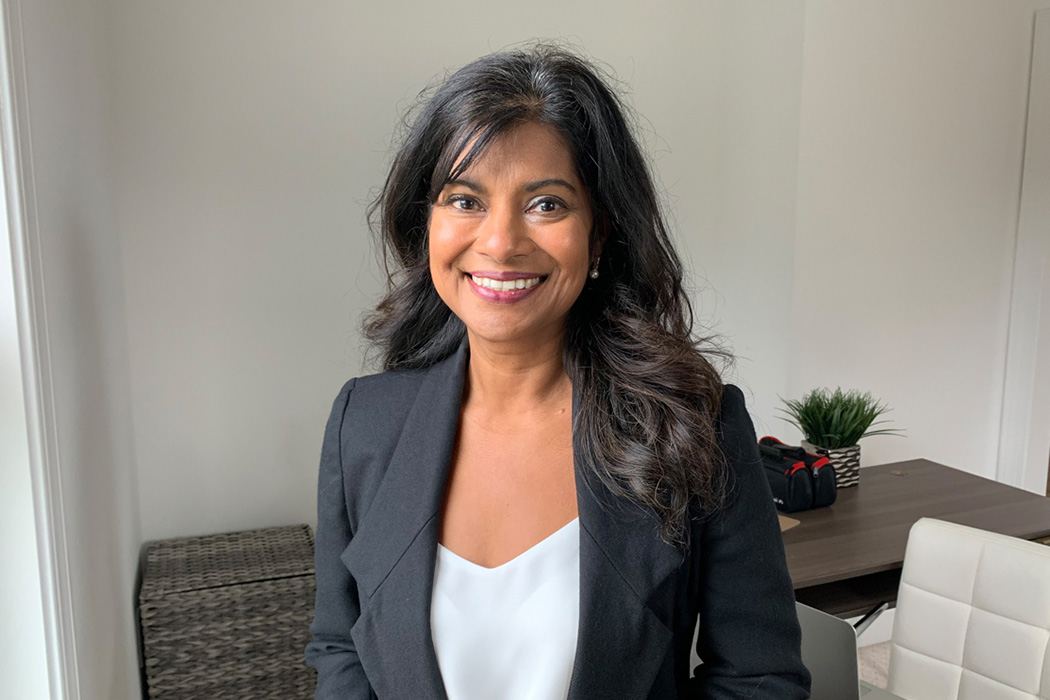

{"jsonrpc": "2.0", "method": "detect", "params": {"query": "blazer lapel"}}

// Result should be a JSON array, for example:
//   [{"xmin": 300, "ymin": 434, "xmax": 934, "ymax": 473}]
[
  {"xmin": 340, "ymin": 345, "xmax": 683, "ymax": 700},
  {"xmin": 341, "ymin": 343, "xmax": 468, "ymax": 700},
  {"xmin": 567, "ymin": 388, "xmax": 685, "ymax": 700}
]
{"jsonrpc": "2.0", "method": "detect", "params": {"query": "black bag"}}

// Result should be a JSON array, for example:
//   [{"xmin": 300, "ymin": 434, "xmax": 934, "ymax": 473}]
[{"xmin": 758, "ymin": 436, "xmax": 837, "ymax": 513}]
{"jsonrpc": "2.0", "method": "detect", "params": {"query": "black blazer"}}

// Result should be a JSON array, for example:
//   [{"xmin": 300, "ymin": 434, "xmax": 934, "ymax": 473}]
[{"xmin": 305, "ymin": 342, "xmax": 810, "ymax": 699}]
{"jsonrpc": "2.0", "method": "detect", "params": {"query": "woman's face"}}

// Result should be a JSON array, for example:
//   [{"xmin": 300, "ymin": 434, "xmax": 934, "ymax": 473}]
[{"xmin": 428, "ymin": 121, "xmax": 595, "ymax": 351}]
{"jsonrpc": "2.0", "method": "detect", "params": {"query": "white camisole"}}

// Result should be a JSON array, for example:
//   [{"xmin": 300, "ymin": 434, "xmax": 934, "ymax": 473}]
[{"xmin": 430, "ymin": 518, "xmax": 581, "ymax": 700}]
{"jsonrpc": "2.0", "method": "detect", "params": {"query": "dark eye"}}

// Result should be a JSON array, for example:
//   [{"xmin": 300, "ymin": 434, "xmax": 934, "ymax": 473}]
[
  {"xmin": 530, "ymin": 197, "xmax": 565, "ymax": 214},
  {"xmin": 449, "ymin": 195, "xmax": 479, "ymax": 211}
]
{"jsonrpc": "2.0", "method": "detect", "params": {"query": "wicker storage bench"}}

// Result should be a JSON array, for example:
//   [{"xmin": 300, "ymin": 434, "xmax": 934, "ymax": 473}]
[{"xmin": 138, "ymin": 524, "xmax": 317, "ymax": 699}]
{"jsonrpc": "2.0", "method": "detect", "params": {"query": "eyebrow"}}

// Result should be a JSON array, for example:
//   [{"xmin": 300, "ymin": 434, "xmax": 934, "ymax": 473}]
[
  {"xmin": 445, "ymin": 178, "xmax": 486, "ymax": 195},
  {"xmin": 443, "ymin": 177, "xmax": 579, "ymax": 195},
  {"xmin": 524, "ymin": 178, "xmax": 578, "ymax": 194}
]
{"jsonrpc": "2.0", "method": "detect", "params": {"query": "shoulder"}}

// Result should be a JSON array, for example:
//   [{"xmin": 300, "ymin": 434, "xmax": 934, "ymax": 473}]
[
  {"xmin": 714, "ymin": 383, "xmax": 759, "ymax": 464},
  {"xmin": 325, "ymin": 364, "xmax": 432, "ymax": 444},
  {"xmin": 326, "ymin": 342, "xmax": 468, "ymax": 454},
  {"xmin": 705, "ymin": 383, "xmax": 770, "ymax": 521},
  {"xmin": 715, "ymin": 383, "xmax": 748, "ymax": 428},
  {"xmin": 345, "ymin": 365, "xmax": 430, "ymax": 411},
  {"xmin": 320, "ymin": 365, "xmax": 439, "ymax": 522}
]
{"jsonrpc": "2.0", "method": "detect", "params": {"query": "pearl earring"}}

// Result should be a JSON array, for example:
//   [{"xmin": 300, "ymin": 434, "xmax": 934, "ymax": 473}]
[{"xmin": 589, "ymin": 256, "xmax": 600, "ymax": 279}]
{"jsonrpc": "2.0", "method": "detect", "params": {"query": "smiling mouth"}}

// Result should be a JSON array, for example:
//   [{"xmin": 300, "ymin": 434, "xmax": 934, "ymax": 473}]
[{"xmin": 468, "ymin": 273, "xmax": 545, "ymax": 292}]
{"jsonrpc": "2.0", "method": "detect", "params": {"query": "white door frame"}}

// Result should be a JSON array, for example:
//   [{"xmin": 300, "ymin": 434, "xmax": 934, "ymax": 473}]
[
  {"xmin": 0, "ymin": 0, "xmax": 77, "ymax": 697},
  {"xmin": 998, "ymin": 9, "xmax": 1050, "ymax": 495}
]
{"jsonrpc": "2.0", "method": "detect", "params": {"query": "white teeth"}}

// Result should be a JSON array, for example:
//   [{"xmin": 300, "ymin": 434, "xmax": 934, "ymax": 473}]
[{"xmin": 471, "ymin": 275, "xmax": 542, "ymax": 292}]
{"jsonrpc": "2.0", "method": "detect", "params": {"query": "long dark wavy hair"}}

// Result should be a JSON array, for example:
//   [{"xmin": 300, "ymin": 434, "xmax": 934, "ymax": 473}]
[{"xmin": 364, "ymin": 45, "xmax": 728, "ymax": 544}]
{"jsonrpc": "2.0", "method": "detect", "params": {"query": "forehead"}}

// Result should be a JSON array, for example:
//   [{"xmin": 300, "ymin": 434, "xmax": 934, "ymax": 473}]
[{"xmin": 451, "ymin": 121, "xmax": 580, "ymax": 184}]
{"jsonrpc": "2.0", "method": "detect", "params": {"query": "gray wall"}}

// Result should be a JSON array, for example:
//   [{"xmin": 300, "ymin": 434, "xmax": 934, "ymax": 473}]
[
  {"xmin": 1, "ymin": 119, "xmax": 50, "ymax": 700},
  {"xmin": 791, "ymin": 0, "xmax": 1044, "ymax": 475},
  {"xmin": 109, "ymin": 0, "xmax": 809, "ymax": 542},
  {"xmin": 16, "ymin": 0, "xmax": 141, "ymax": 698},
  {"xmin": 110, "ymin": 0, "xmax": 1049, "ymax": 547},
  {"xmin": 10, "ymin": 1, "xmax": 1050, "ymax": 697}
]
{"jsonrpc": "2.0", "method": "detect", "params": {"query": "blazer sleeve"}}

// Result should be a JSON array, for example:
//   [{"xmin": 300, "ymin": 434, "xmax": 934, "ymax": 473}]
[
  {"xmin": 305, "ymin": 378, "xmax": 375, "ymax": 699},
  {"xmin": 689, "ymin": 384, "xmax": 811, "ymax": 699}
]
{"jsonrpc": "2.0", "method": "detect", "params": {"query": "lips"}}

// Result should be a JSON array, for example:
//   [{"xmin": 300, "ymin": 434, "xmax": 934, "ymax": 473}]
[
  {"xmin": 466, "ymin": 271, "xmax": 546, "ymax": 303},
  {"xmin": 469, "ymin": 273, "xmax": 543, "ymax": 291}
]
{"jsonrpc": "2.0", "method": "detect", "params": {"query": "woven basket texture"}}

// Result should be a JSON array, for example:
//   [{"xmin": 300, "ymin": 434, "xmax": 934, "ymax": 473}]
[{"xmin": 139, "ymin": 525, "xmax": 317, "ymax": 699}]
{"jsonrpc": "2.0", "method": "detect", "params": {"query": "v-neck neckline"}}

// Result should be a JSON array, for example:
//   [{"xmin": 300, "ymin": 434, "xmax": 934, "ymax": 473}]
[{"xmin": 437, "ymin": 517, "xmax": 580, "ymax": 572}]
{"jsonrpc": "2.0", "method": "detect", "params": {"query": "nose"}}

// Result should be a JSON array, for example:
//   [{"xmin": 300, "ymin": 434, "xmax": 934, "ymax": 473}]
[{"xmin": 474, "ymin": 203, "xmax": 533, "ymax": 263}]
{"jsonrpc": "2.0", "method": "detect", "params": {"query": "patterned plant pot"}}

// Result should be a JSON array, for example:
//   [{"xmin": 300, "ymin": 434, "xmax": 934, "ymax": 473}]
[{"xmin": 802, "ymin": 441, "xmax": 861, "ymax": 488}]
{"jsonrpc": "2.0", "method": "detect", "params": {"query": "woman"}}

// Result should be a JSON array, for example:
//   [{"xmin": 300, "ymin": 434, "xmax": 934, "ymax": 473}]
[{"xmin": 306, "ymin": 46, "xmax": 810, "ymax": 700}]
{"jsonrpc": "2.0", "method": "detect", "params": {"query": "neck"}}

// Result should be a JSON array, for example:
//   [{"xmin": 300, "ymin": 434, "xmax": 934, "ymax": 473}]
[{"xmin": 463, "ymin": 330, "xmax": 571, "ymax": 416}]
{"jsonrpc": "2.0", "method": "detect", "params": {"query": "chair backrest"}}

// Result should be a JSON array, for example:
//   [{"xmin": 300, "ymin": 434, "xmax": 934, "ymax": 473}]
[{"xmin": 888, "ymin": 518, "xmax": 1050, "ymax": 700}]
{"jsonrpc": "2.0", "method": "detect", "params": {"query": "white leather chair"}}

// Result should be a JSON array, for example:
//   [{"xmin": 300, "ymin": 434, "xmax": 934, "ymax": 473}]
[{"xmin": 887, "ymin": 518, "xmax": 1050, "ymax": 700}]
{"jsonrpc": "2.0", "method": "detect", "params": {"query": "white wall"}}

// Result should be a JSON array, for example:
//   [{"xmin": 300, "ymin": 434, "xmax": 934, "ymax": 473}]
[
  {"xmin": 1, "ymin": 151, "xmax": 51, "ymax": 700},
  {"xmin": 16, "ymin": 0, "xmax": 141, "ymax": 697},
  {"xmin": 790, "ymin": 0, "xmax": 1047, "ymax": 476},
  {"xmin": 108, "ymin": 0, "xmax": 1050, "ymax": 541},
  {"xmin": 12, "ymin": 0, "xmax": 1049, "ymax": 694},
  {"xmin": 1006, "ymin": 7, "xmax": 1050, "ymax": 495},
  {"xmin": 686, "ymin": 1, "xmax": 806, "ymax": 433},
  {"xmin": 110, "ymin": 0, "xmax": 808, "ymax": 542}
]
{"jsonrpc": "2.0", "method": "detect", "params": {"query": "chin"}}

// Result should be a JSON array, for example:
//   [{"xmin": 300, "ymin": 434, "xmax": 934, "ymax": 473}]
[
  {"xmin": 463, "ymin": 316, "xmax": 568, "ymax": 349},
  {"xmin": 465, "ymin": 325, "xmax": 532, "ymax": 346}
]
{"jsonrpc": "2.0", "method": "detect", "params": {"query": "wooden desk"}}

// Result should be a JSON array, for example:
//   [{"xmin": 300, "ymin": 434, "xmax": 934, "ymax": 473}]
[{"xmin": 784, "ymin": 459, "xmax": 1050, "ymax": 618}]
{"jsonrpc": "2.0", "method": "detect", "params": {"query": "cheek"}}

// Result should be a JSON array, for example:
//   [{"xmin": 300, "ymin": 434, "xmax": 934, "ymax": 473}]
[
  {"xmin": 545, "ymin": 236, "xmax": 592, "ymax": 306},
  {"xmin": 562, "ymin": 252, "xmax": 589, "ymax": 286},
  {"xmin": 426, "ymin": 218, "xmax": 449, "ymax": 268},
  {"xmin": 556, "ymin": 232, "xmax": 593, "ymax": 279},
  {"xmin": 427, "ymin": 217, "xmax": 466, "ymax": 275},
  {"xmin": 427, "ymin": 221, "xmax": 475, "ymax": 314},
  {"xmin": 426, "ymin": 224, "xmax": 452, "ymax": 301}
]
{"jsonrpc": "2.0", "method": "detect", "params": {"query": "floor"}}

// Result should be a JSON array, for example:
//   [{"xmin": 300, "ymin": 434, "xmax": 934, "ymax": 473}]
[{"xmin": 859, "ymin": 642, "xmax": 891, "ymax": 689}]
